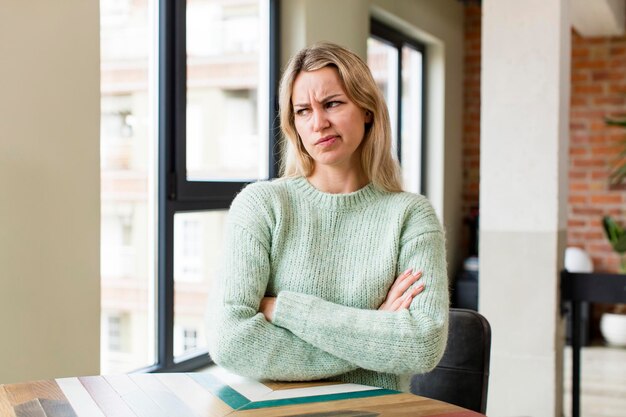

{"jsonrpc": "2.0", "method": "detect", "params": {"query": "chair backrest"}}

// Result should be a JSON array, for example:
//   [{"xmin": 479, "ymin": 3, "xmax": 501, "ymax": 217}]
[{"xmin": 410, "ymin": 308, "xmax": 491, "ymax": 414}]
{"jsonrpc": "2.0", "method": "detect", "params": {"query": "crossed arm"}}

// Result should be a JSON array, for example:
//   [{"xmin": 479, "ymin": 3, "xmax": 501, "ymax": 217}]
[
  {"xmin": 260, "ymin": 268, "xmax": 424, "ymax": 320},
  {"xmin": 206, "ymin": 223, "xmax": 448, "ymax": 380}
]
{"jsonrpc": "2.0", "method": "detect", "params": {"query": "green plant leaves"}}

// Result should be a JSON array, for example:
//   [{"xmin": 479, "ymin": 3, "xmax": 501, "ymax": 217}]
[
  {"xmin": 606, "ymin": 118, "xmax": 626, "ymax": 129},
  {"xmin": 603, "ymin": 216, "xmax": 626, "ymax": 254}
]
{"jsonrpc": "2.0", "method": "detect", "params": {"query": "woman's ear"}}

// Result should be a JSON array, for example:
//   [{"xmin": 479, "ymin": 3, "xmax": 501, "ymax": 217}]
[{"xmin": 365, "ymin": 110, "xmax": 373, "ymax": 124}]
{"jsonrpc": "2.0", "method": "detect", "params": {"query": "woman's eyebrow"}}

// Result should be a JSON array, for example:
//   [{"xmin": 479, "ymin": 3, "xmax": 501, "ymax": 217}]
[
  {"xmin": 293, "ymin": 93, "xmax": 343, "ymax": 108},
  {"xmin": 320, "ymin": 93, "xmax": 344, "ymax": 103}
]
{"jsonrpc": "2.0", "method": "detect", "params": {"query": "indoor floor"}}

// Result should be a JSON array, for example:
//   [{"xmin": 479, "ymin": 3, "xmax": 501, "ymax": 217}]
[{"xmin": 563, "ymin": 345, "xmax": 626, "ymax": 417}]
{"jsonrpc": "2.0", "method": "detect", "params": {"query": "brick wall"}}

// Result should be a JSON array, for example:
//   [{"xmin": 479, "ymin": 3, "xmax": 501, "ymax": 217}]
[
  {"xmin": 460, "ymin": 3, "xmax": 481, "ymax": 261},
  {"xmin": 569, "ymin": 32, "xmax": 626, "ymax": 273},
  {"xmin": 461, "ymin": 5, "xmax": 626, "ymax": 274}
]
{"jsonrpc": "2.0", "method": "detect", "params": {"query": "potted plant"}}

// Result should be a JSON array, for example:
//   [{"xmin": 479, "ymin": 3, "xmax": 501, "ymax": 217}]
[{"xmin": 599, "ymin": 216, "xmax": 626, "ymax": 346}]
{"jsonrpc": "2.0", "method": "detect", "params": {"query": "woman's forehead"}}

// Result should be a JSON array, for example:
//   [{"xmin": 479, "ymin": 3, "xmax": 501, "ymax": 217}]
[{"xmin": 292, "ymin": 67, "xmax": 346, "ymax": 102}]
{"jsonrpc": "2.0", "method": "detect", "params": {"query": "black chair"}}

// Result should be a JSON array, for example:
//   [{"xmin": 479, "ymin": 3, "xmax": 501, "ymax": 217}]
[{"xmin": 410, "ymin": 308, "xmax": 491, "ymax": 414}]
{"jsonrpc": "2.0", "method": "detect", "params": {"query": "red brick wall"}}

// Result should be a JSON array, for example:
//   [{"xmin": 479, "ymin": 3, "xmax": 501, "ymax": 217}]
[
  {"xmin": 569, "ymin": 32, "xmax": 626, "ymax": 273},
  {"xmin": 461, "ymin": 6, "xmax": 626, "ymax": 274},
  {"xmin": 460, "ymin": 4, "xmax": 481, "ymax": 260}
]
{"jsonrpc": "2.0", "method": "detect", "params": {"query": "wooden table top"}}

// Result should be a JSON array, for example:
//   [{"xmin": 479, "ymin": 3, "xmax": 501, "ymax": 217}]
[{"xmin": 0, "ymin": 367, "xmax": 486, "ymax": 417}]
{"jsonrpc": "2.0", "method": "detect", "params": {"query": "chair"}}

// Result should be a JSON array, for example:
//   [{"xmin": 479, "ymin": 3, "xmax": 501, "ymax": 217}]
[{"xmin": 410, "ymin": 308, "xmax": 491, "ymax": 414}]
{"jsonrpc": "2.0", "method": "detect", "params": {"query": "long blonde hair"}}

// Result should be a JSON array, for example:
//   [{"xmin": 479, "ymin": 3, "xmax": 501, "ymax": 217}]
[{"xmin": 278, "ymin": 42, "xmax": 403, "ymax": 192}]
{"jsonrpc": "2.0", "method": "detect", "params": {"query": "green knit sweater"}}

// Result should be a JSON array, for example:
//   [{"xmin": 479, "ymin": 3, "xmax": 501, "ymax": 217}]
[{"xmin": 206, "ymin": 177, "xmax": 449, "ymax": 392}]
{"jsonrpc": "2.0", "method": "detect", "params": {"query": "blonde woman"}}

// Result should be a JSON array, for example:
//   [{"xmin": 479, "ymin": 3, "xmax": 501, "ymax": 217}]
[{"xmin": 206, "ymin": 42, "xmax": 448, "ymax": 392}]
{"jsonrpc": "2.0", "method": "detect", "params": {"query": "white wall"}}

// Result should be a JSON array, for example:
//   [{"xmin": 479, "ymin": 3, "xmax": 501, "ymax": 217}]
[
  {"xmin": 281, "ymin": 0, "xmax": 371, "ymax": 62},
  {"xmin": 0, "ymin": 1, "xmax": 100, "ymax": 383},
  {"xmin": 281, "ymin": 0, "xmax": 465, "ymax": 272},
  {"xmin": 480, "ymin": 0, "xmax": 570, "ymax": 415}
]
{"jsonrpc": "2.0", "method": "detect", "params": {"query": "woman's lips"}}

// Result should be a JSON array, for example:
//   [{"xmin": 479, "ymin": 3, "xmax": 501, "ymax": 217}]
[{"xmin": 315, "ymin": 135, "xmax": 338, "ymax": 146}]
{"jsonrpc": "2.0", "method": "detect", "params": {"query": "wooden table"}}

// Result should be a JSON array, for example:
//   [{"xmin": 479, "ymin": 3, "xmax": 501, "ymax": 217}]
[{"xmin": 0, "ymin": 367, "xmax": 486, "ymax": 417}]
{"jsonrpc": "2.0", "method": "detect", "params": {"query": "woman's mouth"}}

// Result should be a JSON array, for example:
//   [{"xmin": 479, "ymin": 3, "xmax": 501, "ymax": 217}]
[{"xmin": 315, "ymin": 135, "xmax": 338, "ymax": 146}]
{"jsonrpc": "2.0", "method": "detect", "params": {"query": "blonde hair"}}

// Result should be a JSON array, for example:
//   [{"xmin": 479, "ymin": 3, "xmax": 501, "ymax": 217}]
[{"xmin": 278, "ymin": 42, "xmax": 403, "ymax": 193}]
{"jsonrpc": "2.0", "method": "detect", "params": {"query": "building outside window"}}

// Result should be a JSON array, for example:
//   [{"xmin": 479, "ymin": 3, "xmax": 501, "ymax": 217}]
[
  {"xmin": 100, "ymin": 0, "xmax": 156, "ymax": 374},
  {"xmin": 100, "ymin": 0, "xmax": 277, "ymax": 373},
  {"xmin": 184, "ymin": 328, "xmax": 198, "ymax": 352},
  {"xmin": 107, "ymin": 315, "xmax": 123, "ymax": 352}
]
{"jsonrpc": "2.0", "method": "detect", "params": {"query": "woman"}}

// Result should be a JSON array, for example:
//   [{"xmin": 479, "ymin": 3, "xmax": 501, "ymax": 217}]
[{"xmin": 206, "ymin": 42, "xmax": 448, "ymax": 392}]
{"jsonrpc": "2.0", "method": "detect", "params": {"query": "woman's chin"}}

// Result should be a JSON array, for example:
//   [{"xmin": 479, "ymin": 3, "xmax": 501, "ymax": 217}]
[{"xmin": 313, "ymin": 156, "xmax": 353, "ymax": 170}]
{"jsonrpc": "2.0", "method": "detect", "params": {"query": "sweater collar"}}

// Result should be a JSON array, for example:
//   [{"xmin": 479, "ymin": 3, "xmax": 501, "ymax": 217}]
[{"xmin": 292, "ymin": 176, "xmax": 380, "ymax": 211}]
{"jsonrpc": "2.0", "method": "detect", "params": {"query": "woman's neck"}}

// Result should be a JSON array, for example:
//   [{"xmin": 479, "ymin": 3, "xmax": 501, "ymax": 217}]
[{"xmin": 307, "ymin": 166, "xmax": 369, "ymax": 194}]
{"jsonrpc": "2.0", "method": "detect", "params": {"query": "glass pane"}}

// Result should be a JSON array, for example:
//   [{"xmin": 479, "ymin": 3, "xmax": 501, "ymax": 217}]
[
  {"xmin": 367, "ymin": 37, "xmax": 399, "ymax": 156},
  {"xmin": 401, "ymin": 46, "xmax": 423, "ymax": 194},
  {"xmin": 100, "ymin": 0, "xmax": 157, "ymax": 373},
  {"xmin": 173, "ymin": 210, "xmax": 228, "ymax": 360},
  {"xmin": 186, "ymin": 0, "xmax": 269, "ymax": 182}
]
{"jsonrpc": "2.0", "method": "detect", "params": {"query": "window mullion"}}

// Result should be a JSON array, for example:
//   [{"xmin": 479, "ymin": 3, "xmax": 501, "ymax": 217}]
[
  {"xmin": 157, "ymin": 0, "xmax": 177, "ymax": 371},
  {"xmin": 269, "ymin": 0, "xmax": 281, "ymax": 179}
]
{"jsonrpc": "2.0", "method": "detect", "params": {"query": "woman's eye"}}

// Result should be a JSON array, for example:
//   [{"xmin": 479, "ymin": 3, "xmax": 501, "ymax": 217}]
[
  {"xmin": 326, "ymin": 101, "xmax": 341, "ymax": 109},
  {"xmin": 295, "ymin": 108, "xmax": 309, "ymax": 117}
]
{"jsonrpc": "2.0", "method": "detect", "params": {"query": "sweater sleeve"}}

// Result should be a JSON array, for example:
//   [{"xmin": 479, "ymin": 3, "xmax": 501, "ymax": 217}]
[
  {"xmin": 272, "ymin": 229, "xmax": 449, "ymax": 375},
  {"xmin": 206, "ymin": 222, "xmax": 358, "ymax": 381}
]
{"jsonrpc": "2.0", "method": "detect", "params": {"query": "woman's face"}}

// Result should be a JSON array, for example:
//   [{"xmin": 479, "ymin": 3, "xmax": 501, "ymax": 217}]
[{"xmin": 291, "ymin": 66, "xmax": 371, "ymax": 172}]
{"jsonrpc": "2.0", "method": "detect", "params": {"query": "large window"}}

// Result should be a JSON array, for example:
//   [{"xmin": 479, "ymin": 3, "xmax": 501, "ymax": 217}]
[
  {"xmin": 100, "ymin": 0, "xmax": 278, "ymax": 373},
  {"xmin": 367, "ymin": 20, "xmax": 426, "ymax": 194}
]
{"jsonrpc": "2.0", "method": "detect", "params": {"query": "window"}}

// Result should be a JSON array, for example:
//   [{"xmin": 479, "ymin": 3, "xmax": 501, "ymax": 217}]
[
  {"xmin": 173, "ymin": 326, "xmax": 199, "ymax": 357},
  {"xmin": 107, "ymin": 315, "xmax": 123, "ymax": 352},
  {"xmin": 100, "ymin": 0, "xmax": 278, "ymax": 373},
  {"xmin": 368, "ymin": 20, "xmax": 426, "ymax": 194},
  {"xmin": 161, "ymin": 0, "xmax": 279, "ymax": 371},
  {"xmin": 174, "ymin": 216, "xmax": 203, "ymax": 282},
  {"xmin": 101, "ymin": 312, "xmax": 134, "ymax": 373}
]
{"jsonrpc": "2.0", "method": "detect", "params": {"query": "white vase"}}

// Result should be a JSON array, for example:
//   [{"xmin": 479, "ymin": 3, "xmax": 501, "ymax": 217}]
[{"xmin": 600, "ymin": 313, "xmax": 626, "ymax": 347}]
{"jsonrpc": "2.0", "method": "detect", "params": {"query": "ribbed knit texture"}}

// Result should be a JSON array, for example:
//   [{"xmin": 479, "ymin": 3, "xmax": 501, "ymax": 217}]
[{"xmin": 206, "ymin": 177, "xmax": 449, "ymax": 392}]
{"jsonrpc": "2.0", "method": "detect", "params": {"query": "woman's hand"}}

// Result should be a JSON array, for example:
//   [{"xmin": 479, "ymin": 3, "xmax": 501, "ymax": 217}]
[
  {"xmin": 260, "ymin": 297, "xmax": 277, "ymax": 322},
  {"xmin": 379, "ymin": 269, "xmax": 424, "ymax": 311}
]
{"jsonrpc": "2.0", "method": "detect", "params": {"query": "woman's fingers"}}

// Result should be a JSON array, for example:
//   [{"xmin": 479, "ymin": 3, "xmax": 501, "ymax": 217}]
[
  {"xmin": 399, "ymin": 293, "xmax": 413, "ymax": 310},
  {"xmin": 400, "ymin": 284, "xmax": 425, "ymax": 309},
  {"xmin": 389, "ymin": 293, "xmax": 408, "ymax": 311},
  {"xmin": 388, "ymin": 282, "xmax": 425, "ymax": 311},
  {"xmin": 389, "ymin": 268, "xmax": 413, "ymax": 290},
  {"xmin": 259, "ymin": 297, "xmax": 277, "ymax": 322},
  {"xmin": 388, "ymin": 270, "xmax": 422, "ymax": 299},
  {"xmin": 378, "ymin": 269, "xmax": 425, "ymax": 311},
  {"xmin": 379, "ymin": 269, "xmax": 412, "ymax": 310}
]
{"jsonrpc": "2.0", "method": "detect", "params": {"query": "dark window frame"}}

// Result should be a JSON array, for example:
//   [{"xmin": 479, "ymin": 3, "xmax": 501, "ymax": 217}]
[
  {"xmin": 370, "ymin": 18, "xmax": 427, "ymax": 195},
  {"xmin": 141, "ymin": 0, "xmax": 280, "ymax": 373}
]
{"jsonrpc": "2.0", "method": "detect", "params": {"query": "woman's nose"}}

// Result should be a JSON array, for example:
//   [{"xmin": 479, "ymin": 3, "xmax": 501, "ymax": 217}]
[{"xmin": 312, "ymin": 109, "xmax": 330, "ymax": 131}]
